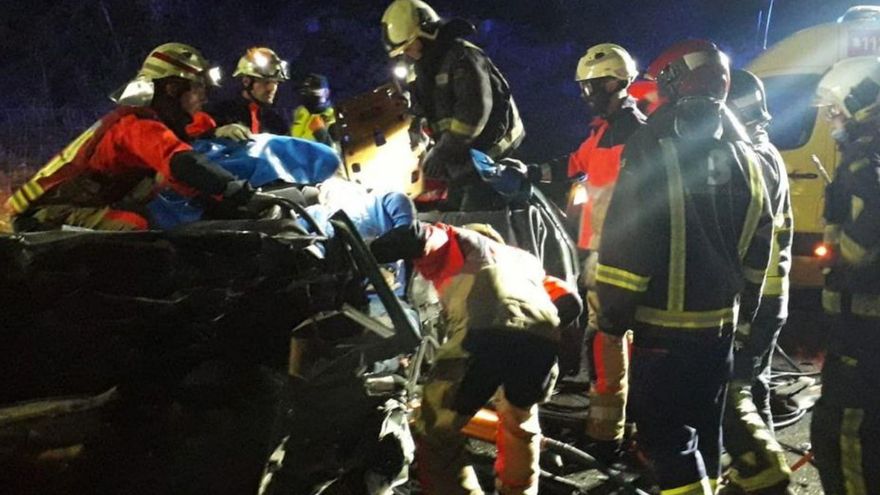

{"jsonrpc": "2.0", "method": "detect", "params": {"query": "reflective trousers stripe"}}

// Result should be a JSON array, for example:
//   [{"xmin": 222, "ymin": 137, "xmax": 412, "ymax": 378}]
[
  {"xmin": 661, "ymin": 477, "xmax": 712, "ymax": 495},
  {"xmin": 841, "ymin": 408, "xmax": 867, "ymax": 495}
]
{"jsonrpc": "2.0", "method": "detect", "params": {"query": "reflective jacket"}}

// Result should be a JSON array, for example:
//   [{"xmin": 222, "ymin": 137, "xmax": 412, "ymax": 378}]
[
  {"xmin": 206, "ymin": 95, "xmax": 288, "ymax": 135},
  {"xmin": 290, "ymin": 105, "xmax": 337, "ymax": 148},
  {"xmin": 413, "ymin": 223, "xmax": 561, "ymax": 346},
  {"xmin": 411, "ymin": 25, "xmax": 524, "ymax": 179},
  {"xmin": 568, "ymin": 98, "xmax": 645, "ymax": 250},
  {"xmin": 596, "ymin": 101, "xmax": 773, "ymax": 338},
  {"xmin": 752, "ymin": 129, "xmax": 793, "ymax": 318},
  {"xmin": 6, "ymin": 106, "xmax": 195, "ymax": 217},
  {"xmin": 823, "ymin": 136, "xmax": 880, "ymax": 318}
]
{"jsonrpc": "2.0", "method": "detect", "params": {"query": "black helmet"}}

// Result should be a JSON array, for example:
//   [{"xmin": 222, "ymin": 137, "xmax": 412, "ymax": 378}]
[
  {"xmin": 298, "ymin": 74, "xmax": 330, "ymax": 95},
  {"xmin": 728, "ymin": 69, "xmax": 771, "ymax": 127}
]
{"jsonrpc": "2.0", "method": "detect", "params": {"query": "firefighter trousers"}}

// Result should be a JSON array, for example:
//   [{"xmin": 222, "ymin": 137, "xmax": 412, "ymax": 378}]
[
  {"xmin": 723, "ymin": 300, "xmax": 791, "ymax": 492},
  {"xmin": 629, "ymin": 330, "xmax": 733, "ymax": 495},
  {"xmin": 585, "ymin": 290, "xmax": 630, "ymax": 442},
  {"xmin": 414, "ymin": 329, "xmax": 558, "ymax": 495},
  {"xmin": 810, "ymin": 313, "xmax": 880, "ymax": 495}
]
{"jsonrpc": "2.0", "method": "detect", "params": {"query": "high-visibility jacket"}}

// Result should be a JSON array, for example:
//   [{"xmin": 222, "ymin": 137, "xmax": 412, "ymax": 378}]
[
  {"xmin": 290, "ymin": 105, "xmax": 337, "ymax": 148},
  {"xmin": 823, "ymin": 137, "xmax": 880, "ymax": 318},
  {"xmin": 568, "ymin": 98, "xmax": 645, "ymax": 250},
  {"xmin": 206, "ymin": 95, "xmax": 288, "ymax": 135},
  {"xmin": 410, "ymin": 25, "xmax": 524, "ymax": 180},
  {"xmin": 6, "ymin": 106, "xmax": 194, "ymax": 217},
  {"xmin": 596, "ymin": 102, "xmax": 773, "ymax": 338}
]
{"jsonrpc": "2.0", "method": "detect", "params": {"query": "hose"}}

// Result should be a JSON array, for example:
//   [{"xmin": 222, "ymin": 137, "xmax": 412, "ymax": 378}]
[{"xmin": 541, "ymin": 436, "xmax": 651, "ymax": 495}]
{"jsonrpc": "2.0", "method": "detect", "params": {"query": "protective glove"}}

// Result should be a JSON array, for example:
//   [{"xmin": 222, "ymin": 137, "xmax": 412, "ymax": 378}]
[
  {"xmin": 214, "ymin": 123, "xmax": 253, "ymax": 142},
  {"xmin": 420, "ymin": 145, "xmax": 448, "ymax": 179},
  {"xmin": 242, "ymin": 191, "xmax": 284, "ymax": 220}
]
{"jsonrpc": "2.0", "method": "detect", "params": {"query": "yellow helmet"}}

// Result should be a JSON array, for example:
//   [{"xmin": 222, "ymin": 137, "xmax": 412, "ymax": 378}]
[
  {"xmin": 381, "ymin": 0, "xmax": 441, "ymax": 57},
  {"xmin": 112, "ymin": 42, "xmax": 221, "ymax": 106},
  {"xmin": 233, "ymin": 47, "xmax": 290, "ymax": 80},
  {"xmin": 575, "ymin": 43, "xmax": 638, "ymax": 84},
  {"xmin": 816, "ymin": 56, "xmax": 880, "ymax": 119},
  {"xmin": 138, "ymin": 42, "xmax": 221, "ymax": 86}
]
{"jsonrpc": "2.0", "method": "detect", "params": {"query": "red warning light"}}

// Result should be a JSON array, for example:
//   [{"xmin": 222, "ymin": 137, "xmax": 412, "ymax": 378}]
[{"xmin": 814, "ymin": 243, "xmax": 830, "ymax": 258}]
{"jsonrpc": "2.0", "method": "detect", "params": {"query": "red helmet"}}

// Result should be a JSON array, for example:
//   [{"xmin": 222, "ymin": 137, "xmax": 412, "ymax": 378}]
[{"xmin": 645, "ymin": 39, "xmax": 730, "ymax": 101}]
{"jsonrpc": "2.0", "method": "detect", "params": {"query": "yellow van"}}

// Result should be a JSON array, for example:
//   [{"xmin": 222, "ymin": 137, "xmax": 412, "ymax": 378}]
[{"xmin": 747, "ymin": 5, "xmax": 880, "ymax": 289}]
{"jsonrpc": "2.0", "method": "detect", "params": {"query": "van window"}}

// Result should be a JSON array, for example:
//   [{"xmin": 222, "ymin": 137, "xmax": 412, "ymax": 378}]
[{"xmin": 763, "ymin": 74, "xmax": 822, "ymax": 150}]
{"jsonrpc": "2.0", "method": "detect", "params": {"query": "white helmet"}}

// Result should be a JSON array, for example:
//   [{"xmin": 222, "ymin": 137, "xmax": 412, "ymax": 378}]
[
  {"xmin": 816, "ymin": 56, "xmax": 880, "ymax": 119},
  {"xmin": 575, "ymin": 43, "xmax": 638, "ymax": 84},
  {"xmin": 381, "ymin": 0, "xmax": 441, "ymax": 57}
]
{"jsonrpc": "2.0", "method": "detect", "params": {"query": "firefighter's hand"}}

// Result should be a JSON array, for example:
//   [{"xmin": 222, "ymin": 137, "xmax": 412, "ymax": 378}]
[
  {"xmin": 243, "ymin": 192, "xmax": 284, "ymax": 219},
  {"xmin": 420, "ymin": 147, "xmax": 448, "ymax": 179},
  {"xmin": 215, "ymin": 123, "xmax": 253, "ymax": 142}
]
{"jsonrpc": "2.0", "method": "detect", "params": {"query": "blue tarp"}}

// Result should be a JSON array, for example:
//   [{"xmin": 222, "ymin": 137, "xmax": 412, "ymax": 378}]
[{"xmin": 147, "ymin": 134, "xmax": 341, "ymax": 229}]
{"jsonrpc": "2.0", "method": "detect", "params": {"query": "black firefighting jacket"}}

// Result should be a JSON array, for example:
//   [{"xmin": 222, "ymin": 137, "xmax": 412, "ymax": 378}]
[
  {"xmin": 410, "ymin": 21, "xmax": 524, "ymax": 180},
  {"xmin": 752, "ymin": 128, "xmax": 793, "ymax": 320},
  {"xmin": 823, "ymin": 135, "xmax": 880, "ymax": 318},
  {"xmin": 596, "ymin": 99, "xmax": 773, "ymax": 340}
]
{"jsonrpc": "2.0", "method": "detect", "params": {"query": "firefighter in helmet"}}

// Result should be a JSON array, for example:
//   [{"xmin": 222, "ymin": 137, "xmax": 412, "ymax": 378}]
[
  {"xmin": 6, "ymin": 43, "xmax": 271, "ymax": 232},
  {"xmin": 811, "ymin": 55, "xmax": 880, "ymax": 495},
  {"xmin": 721, "ymin": 68, "xmax": 794, "ymax": 495},
  {"xmin": 206, "ymin": 46, "xmax": 290, "ymax": 137},
  {"xmin": 597, "ymin": 40, "xmax": 773, "ymax": 495},
  {"xmin": 566, "ymin": 43, "xmax": 645, "ymax": 460},
  {"xmin": 290, "ymin": 73, "xmax": 339, "ymax": 151},
  {"xmin": 381, "ymin": 0, "xmax": 525, "ymax": 211},
  {"xmin": 371, "ymin": 218, "xmax": 581, "ymax": 495}
]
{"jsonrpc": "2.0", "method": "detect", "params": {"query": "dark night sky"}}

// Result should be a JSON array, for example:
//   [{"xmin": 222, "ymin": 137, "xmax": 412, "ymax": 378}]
[{"xmin": 0, "ymin": 0, "xmax": 871, "ymax": 163}]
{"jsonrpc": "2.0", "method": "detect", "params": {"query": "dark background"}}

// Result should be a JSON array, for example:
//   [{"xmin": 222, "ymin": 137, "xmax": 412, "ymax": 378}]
[{"xmin": 0, "ymin": 0, "xmax": 869, "ymax": 165}]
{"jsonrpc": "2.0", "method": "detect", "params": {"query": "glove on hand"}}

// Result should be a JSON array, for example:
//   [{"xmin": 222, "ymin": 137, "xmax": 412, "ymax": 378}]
[{"xmin": 215, "ymin": 123, "xmax": 253, "ymax": 142}]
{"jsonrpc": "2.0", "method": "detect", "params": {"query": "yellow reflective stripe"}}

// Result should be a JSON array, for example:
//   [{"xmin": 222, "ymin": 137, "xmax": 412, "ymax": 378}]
[
  {"xmin": 738, "ymin": 146, "xmax": 764, "ymax": 259},
  {"xmin": 822, "ymin": 290, "xmax": 880, "ymax": 317},
  {"xmin": 487, "ymin": 100, "xmax": 525, "ymax": 158},
  {"xmin": 841, "ymin": 408, "xmax": 867, "ymax": 495},
  {"xmin": 6, "ymin": 191, "xmax": 28, "ymax": 214},
  {"xmin": 853, "ymin": 293, "xmax": 880, "ymax": 317},
  {"xmin": 823, "ymin": 289, "xmax": 841, "ymax": 314},
  {"xmin": 22, "ymin": 180, "xmax": 44, "ymax": 200},
  {"xmin": 596, "ymin": 264, "xmax": 650, "ymax": 292},
  {"xmin": 840, "ymin": 232, "xmax": 868, "ymax": 264},
  {"xmin": 744, "ymin": 266, "xmax": 766, "ymax": 285},
  {"xmin": 762, "ymin": 275, "xmax": 788, "ymax": 297},
  {"xmin": 39, "ymin": 124, "xmax": 98, "ymax": 178},
  {"xmin": 8, "ymin": 122, "xmax": 99, "ymax": 214},
  {"xmin": 434, "ymin": 118, "xmax": 451, "ymax": 133},
  {"xmin": 841, "ymin": 355, "xmax": 858, "ymax": 367},
  {"xmin": 659, "ymin": 139, "xmax": 686, "ymax": 311},
  {"xmin": 634, "ymin": 306, "xmax": 734, "ymax": 329},
  {"xmin": 661, "ymin": 477, "xmax": 712, "ymax": 495},
  {"xmin": 852, "ymin": 196, "xmax": 864, "ymax": 221},
  {"xmin": 449, "ymin": 118, "xmax": 480, "ymax": 137}
]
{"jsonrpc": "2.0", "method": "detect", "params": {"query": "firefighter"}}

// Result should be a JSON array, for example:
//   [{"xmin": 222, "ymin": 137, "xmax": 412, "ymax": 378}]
[
  {"xmin": 597, "ymin": 40, "xmax": 773, "ymax": 495},
  {"xmin": 290, "ymin": 74, "xmax": 339, "ymax": 151},
  {"xmin": 567, "ymin": 43, "xmax": 645, "ymax": 458},
  {"xmin": 206, "ymin": 46, "xmax": 290, "ymax": 136},
  {"xmin": 380, "ymin": 0, "xmax": 525, "ymax": 211},
  {"xmin": 6, "ymin": 43, "xmax": 270, "ymax": 232},
  {"xmin": 721, "ymin": 68, "xmax": 794, "ymax": 495},
  {"xmin": 810, "ymin": 55, "xmax": 880, "ymax": 495},
  {"xmin": 371, "ymin": 220, "xmax": 581, "ymax": 495}
]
